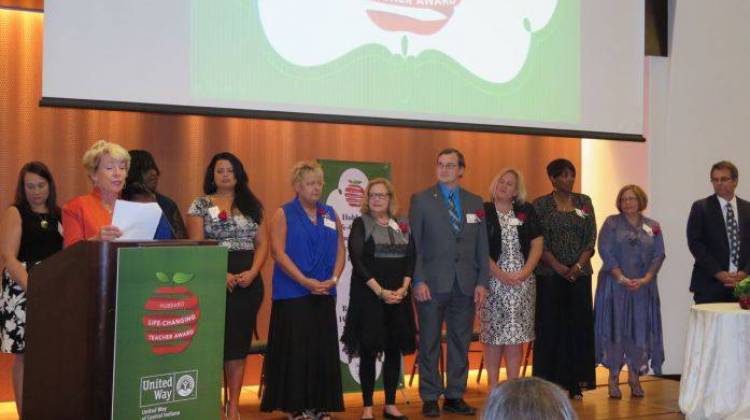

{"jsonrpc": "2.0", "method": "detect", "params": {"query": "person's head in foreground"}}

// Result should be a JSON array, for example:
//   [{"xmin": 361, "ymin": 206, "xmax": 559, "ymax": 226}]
[{"xmin": 482, "ymin": 377, "xmax": 578, "ymax": 420}]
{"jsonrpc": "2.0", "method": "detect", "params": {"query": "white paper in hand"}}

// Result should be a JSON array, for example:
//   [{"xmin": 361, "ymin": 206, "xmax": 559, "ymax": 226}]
[{"xmin": 111, "ymin": 200, "xmax": 163, "ymax": 241}]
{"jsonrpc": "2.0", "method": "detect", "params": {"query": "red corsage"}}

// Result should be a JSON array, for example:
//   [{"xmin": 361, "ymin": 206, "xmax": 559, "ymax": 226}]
[
  {"xmin": 475, "ymin": 209, "xmax": 486, "ymax": 218},
  {"xmin": 652, "ymin": 224, "xmax": 661, "ymax": 236},
  {"xmin": 582, "ymin": 205, "xmax": 591, "ymax": 215},
  {"xmin": 218, "ymin": 210, "xmax": 228, "ymax": 221},
  {"xmin": 516, "ymin": 212, "xmax": 527, "ymax": 222},
  {"xmin": 317, "ymin": 207, "xmax": 327, "ymax": 216},
  {"xmin": 398, "ymin": 221, "xmax": 409, "ymax": 233}
]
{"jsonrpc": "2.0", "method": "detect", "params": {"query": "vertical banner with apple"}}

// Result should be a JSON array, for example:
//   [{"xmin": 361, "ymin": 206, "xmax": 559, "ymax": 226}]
[
  {"xmin": 319, "ymin": 159, "xmax": 394, "ymax": 392},
  {"xmin": 111, "ymin": 245, "xmax": 227, "ymax": 419}
]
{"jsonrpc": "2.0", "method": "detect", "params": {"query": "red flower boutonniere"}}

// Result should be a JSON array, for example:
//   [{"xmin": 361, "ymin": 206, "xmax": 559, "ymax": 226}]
[
  {"xmin": 475, "ymin": 209, "xmax": 486, "ymax": 219},
  {"xmin": 218, "ymin": 210, "xmax": 228, "ymax": 221},
  {"xmin": 317, "ymin": 207, "xmax": 327, "ymax": 217},
  {"xmin": 575, "ymin": 206, "xmax": 591, "ymax": 219},
  {"xmin": 398, "ymin": 221, "xmax": 409, "ymax": 233},
  {"xmin": 516, "ymin": 212, "xmax": 527, "ymax": 223},
  {"xmin": 652, "ymin": 224, "xmax": 661, "ymax": 236}
]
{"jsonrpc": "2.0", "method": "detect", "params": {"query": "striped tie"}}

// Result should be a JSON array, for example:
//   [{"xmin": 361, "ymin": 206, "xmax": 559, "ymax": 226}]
[
  {"xmin": 448, "ymin": 191, "xmax": 461, "ymax": 233},
  {"xmin": 727, "ymin": 203, "xmax": 740, "ymax": 268}
]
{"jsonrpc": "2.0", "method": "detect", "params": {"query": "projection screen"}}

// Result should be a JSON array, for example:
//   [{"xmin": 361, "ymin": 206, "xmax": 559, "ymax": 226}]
[{"xmin": 41, "ymin": 0, "xmax": 645, "ymax": 140}]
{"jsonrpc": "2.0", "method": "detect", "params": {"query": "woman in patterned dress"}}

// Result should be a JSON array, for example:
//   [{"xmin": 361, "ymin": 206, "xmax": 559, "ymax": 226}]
[
  {"xmin": 0, "ymin": 162, "xmax": 63, "ymax": 416},
  {"xmin": 595, "ymin": 185, "xmax": 665, "ymax": 399},
  {"xmin": 532, "ymin": 159, "xmax": 597, "ymax": 400},
  {"xmin": 480, "ymin": 168, "xmax": 543, "ymax": 389},
  {"xmin": 187, "ymin": 152, "xmax": 268, "ymax": 420}
]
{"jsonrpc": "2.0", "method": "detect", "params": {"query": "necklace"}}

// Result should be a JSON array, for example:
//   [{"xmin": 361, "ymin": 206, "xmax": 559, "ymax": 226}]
[{"xmin": 33, "ymin": 212, "xmax": 50, "ymax": 230}]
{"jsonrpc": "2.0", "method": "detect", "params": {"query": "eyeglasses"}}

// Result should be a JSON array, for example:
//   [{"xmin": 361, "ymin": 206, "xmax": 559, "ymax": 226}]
[
  {"xmin": 437, "ymin": 163, "xmax": 458, "ymax": 170},
  {"xmin": 369, "ymin": 193, "xmax": 390, "ymax": 199},
  {"xmin": 711, "ymin": 177, "xmax": 735, "ymax": 184}
]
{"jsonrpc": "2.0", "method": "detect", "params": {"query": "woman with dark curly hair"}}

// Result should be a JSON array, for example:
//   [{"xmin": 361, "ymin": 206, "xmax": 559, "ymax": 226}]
[{"xmin": 127, "ymin": 150, "xmax": 187, "ymax": 239}]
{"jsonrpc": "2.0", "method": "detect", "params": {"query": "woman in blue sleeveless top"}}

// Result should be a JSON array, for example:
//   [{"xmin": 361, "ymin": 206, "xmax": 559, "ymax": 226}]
[{"xmin": 261, "ymin": 161, "xmax": 345, "ymax": 420}]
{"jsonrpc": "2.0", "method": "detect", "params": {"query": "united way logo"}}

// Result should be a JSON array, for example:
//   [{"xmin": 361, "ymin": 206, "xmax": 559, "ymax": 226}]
[{"xmin": 257, "ymin": 0, "xmax": 559, "ymax": 83}]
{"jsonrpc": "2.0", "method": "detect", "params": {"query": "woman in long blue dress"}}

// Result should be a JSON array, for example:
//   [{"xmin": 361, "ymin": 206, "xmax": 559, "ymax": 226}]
[{"xmin": 595, "ymin": 184, "xmax": 665, "ymax": 399}]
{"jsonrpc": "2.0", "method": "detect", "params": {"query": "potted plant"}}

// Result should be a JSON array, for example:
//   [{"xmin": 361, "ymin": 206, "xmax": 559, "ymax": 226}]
[{"xmin": 734, "ymin": 276, "xmax": 750, "ymax": 309}]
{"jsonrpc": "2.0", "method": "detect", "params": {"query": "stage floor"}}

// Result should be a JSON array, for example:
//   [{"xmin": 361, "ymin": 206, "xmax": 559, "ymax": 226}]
[{"xmin": 0, "ymin": 368, "xmax": 683, "ymax": 419}]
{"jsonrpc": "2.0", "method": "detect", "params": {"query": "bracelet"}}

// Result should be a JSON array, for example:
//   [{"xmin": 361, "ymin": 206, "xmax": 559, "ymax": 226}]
[
  {"xmin": 575, "ymin": 263, "xmax": 584, "ymax": 271},
  {"xmin": 332, "ymin": 276, "xmax": 338, "ymax": 284},
  {"xmin": 618, "ymin": 275, "xmax": 626, "ymax": 283}
]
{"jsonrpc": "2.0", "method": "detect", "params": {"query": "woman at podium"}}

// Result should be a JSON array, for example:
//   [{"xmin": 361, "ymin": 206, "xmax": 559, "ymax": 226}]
[
  {"xmin": 261, "ymin": 160, "xmax": 345, "ymax": 420},
  {"xmin": 0, "ymin": 161, "xmax": 64, "ymax": 416},
  {"xmin": 62, "ymin": 140, "xmax": 131, "ymax": 246},
  {"xmin": 187, "ymin": 152, "xmax": 267, "ymax": 420}
]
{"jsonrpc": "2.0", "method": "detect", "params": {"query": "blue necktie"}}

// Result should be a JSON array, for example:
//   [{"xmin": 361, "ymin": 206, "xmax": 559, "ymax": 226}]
[
  {"xmin": 448, "ymin": 191, "xmax": 461, "ymax": 234},
  {"xmin": 727, "ymin": 203, "xmax": 740, "ymax": 268}
]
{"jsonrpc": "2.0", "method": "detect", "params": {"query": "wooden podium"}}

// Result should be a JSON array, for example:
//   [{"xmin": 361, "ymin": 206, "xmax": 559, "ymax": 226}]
[{"xmin": 22, "ymin": 240, "xmax": 217, "ymax": 420}]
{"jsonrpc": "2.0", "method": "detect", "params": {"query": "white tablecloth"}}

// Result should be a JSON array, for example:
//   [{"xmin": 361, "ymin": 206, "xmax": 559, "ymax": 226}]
[{"xmin": 679, "ymin": 303, "xmax": 750, "ymax": 419}]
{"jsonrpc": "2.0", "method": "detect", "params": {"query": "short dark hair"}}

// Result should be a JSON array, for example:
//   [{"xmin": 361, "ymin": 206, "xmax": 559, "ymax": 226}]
[
  {"xmin": 122, "ymin": 182, "xmax": 155, "ymax": 201},
  {"xmin": 203, "ymin": 152, "xmax": 264, "ymax": 224},
  {"xmin": 127, "ymin": 150, "xmax": 160, "ymax": 185},
  {"xmin": 14, "ymin": 161, "xmax": 61, "ymax": 219},
  {"xmin": 711, "ymin": 160, "xmax": 738, "ymax": 180},
  {"xmin": 546, "ymin": 158, "xmax": 576, "ymax": 178},
  {"xmin": 437, "ymin": 148, "xmax": 466, "ymax": 169}
]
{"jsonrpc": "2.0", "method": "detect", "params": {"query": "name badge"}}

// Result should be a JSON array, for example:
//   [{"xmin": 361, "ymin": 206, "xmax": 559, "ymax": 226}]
[
  {"xmin": 208, "ymin": 206, "xmax": 220, "ymax": 220},
  {"xmin": 466, "ymin": 213, "xmax": 479, "ymax": 224},
  {"xmin": 324, "ymin": 218, "xmax": 337, "ymax": 230}
]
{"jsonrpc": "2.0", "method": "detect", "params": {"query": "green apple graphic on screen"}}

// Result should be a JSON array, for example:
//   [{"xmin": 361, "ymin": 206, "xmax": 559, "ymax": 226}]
[{"xmin": 257, "ymin": 0, "xmax": 559, "ymax": 83}]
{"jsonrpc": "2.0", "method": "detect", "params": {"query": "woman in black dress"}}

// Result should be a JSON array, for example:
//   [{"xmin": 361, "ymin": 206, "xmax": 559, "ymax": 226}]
[
  {"xmin": 532, "ymin": 159, "xmax": 597, "ymax": 399},
  {"xmin": 0, "ymin": 162, "xmax": 63, "ymax": 416},
  {"xmin": 186, "ymin": 153, "xmax": 267, "ymax": 420},
  {"xmin": 341, "ymin": 178, "xmax": 416, "ymax": 420}
]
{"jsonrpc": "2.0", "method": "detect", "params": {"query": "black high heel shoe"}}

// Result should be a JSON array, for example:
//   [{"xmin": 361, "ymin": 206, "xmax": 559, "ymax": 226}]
[{"xmin": 383, "ymin": 410, "xmax": 408, "ymax": 420}]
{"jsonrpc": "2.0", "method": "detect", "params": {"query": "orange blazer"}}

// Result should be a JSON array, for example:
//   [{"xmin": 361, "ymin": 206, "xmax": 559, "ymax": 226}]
[{"xmin": 62, "ymin": 189, "xmax": 113, "ymax": 248}]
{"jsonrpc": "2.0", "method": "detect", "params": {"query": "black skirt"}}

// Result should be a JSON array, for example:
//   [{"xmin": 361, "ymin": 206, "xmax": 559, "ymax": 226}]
[
  {"xmin": 224, "ymin": 250, "xmax": 263, "ymax": 361},
  {"xmin": 533, "ymin": 273, "xmax": 596, "ymax": 392},
  {"xmin": 340, "ymin": 267, "xmax": 416, "ymax": 358},
  {"xmin": 260, "ymin": 295, "xmax": 344, "ymax": 413}
]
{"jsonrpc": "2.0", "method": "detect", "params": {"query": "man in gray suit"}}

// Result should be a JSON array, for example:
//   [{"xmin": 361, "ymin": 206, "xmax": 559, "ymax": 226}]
[{"xmin": 409, "ymin": 148, "xmax": 489, "ymax": 417}]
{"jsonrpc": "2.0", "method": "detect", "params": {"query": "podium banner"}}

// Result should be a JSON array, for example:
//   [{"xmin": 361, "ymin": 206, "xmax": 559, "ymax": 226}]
[
  {"xmin": 111, "ymin": 246, "xmax": 227, "ymax": 420},
  {"xmin": 320, "ymin": 159, "xmax": 392, "ymax": 392}
]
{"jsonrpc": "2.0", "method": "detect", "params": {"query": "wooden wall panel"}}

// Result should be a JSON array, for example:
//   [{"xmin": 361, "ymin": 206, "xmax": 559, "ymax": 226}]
[{"xmin": 0, "ymin": 9, "xmax": 581, "ymax": 394}]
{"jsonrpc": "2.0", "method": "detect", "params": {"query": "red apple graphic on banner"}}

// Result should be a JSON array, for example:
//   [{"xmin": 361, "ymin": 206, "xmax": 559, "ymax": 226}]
[
  {"xmin": 344, "ymin": 181, "xmax": 365, "ymax": 208},
  {"xmin": 143, "ymin": 272, "xmax": 200, "ymax": 355}
]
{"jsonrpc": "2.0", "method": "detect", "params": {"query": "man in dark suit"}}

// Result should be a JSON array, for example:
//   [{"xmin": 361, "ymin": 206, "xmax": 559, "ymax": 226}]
[
  {"xmin": 409, "ymin": 148, "xmax": 489, "ymax": 417},
  {"xmin": 687, "ymin": 160, "xmax": 750, "ymax": 303}
]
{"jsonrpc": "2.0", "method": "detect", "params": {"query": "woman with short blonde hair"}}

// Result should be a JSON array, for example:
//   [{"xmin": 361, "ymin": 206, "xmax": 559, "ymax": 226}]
[
  {"xmin": 262, "ymin": 161, "xmax": 346, "ymax": 420},
  {"xmin": 82, "ymin": 140, "xmax": 130, "ymax": 177},
  {"xmin": 63, "ymin": 140, "xmax": 130, "ymax": 246},
  {"xmin": 290, "ymin": 160, "xmax": 324, "ymax": 187}
]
